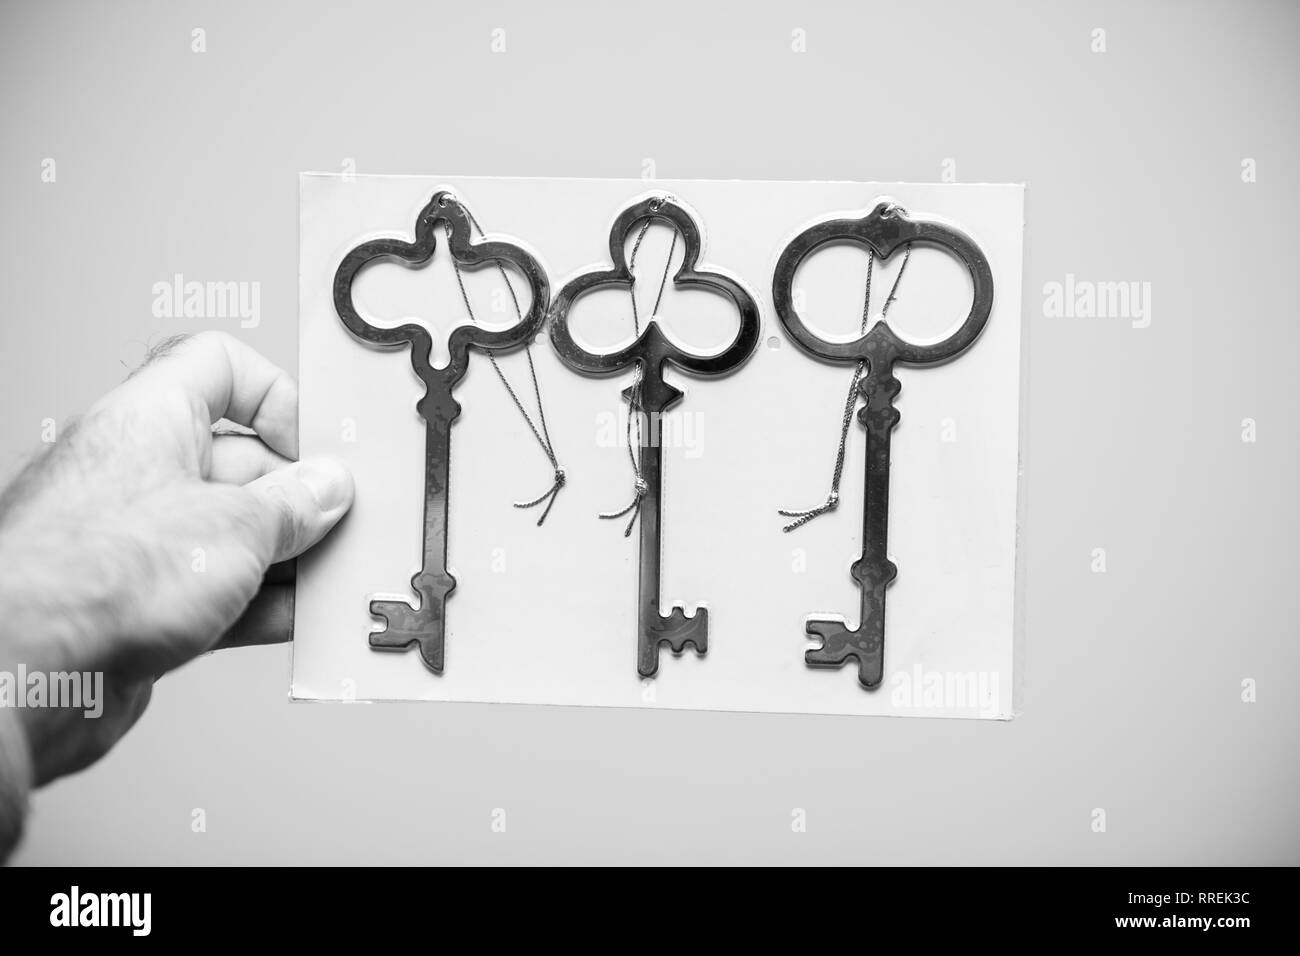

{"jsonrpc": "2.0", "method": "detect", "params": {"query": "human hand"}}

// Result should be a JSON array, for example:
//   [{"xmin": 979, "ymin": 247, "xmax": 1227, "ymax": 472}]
[{"xmin": 0, "ymin": 332, "xmax": 353, "ymax": 792}]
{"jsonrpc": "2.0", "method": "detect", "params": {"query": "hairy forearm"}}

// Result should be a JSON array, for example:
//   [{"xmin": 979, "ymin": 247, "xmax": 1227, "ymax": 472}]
[{"xmin": 0, "ymin": 455, "xmax": 63, "ymax": 859}]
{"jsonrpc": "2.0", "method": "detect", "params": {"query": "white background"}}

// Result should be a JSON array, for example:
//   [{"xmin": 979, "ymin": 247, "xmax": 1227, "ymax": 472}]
[{"xmin": 5, "ymin": 0, "xmax": 1293, "ymax": 865}]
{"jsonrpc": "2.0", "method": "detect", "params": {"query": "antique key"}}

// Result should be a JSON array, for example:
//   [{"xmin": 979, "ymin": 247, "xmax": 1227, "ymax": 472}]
[
  {"xmin": 333, "ymin": 190, "xmax": 549, "ymax": 673},
  {"xmin": 772, "ymin": 201, "xmax": 994, "ymax": 688},
  {"xmin": 549, "ymin": 195, "xmax": 760, "ymax": 677}
]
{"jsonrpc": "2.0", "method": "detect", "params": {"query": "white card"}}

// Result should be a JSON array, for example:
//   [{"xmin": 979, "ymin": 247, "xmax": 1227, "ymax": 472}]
[{"xmin": 294, "ymin": 175, "xmax": 1026, "ymax": 719}]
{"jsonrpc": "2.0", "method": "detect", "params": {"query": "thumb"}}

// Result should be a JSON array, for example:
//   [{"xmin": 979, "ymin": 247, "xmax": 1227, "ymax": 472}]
[{"xmin": 242, "ymin": 457, "xmax": 355, "ymax": 564}]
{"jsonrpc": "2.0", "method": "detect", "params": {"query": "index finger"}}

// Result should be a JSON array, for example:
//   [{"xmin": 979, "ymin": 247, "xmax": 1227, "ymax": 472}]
[{"xmin": 107, "ymin": 331, "xmax": 299, "ymax": 459}]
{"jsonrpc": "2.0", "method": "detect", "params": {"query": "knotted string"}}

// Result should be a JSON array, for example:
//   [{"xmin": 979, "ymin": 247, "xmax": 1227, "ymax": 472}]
[
  {"xmin": 449, "ymin": 208, "xmax": 565, "ymax": 525},
  {"xmin": 598, "ymin": 207, "xmax": 678, "ymax": 536},
  {"xmin": 779, "ymin": 244, "xmax": 911, "ymax": 532}
]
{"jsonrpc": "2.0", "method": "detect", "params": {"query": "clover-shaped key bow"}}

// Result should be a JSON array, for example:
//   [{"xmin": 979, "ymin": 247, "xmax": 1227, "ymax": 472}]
[
  {"xmin": 772, "ymin": 201, "xmax": 994, "ymax": 689},
  {"xmin": 549, "ymin": 195, "xmax": 761, "ymax": 677},
  {"xmin": 333, "ymin": 190, "xmax": 549, "ymax": 673}
]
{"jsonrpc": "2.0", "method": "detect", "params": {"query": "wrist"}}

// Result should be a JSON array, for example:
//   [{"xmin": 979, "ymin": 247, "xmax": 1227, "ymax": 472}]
[
  {"xmin": 0, "ymin": 525, "xmax": 98, "ymax": 678},
  {"xmin": 0, "ymin": 704, "xmax": 32, "ymax": 861}
]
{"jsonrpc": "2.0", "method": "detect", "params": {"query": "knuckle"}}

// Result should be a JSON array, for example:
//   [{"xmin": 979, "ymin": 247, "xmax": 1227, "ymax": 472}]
[
  {"xmin": 189, "ymin": 329, "xmax": 234, "ymax": 352},
  {"xmin": 184, "ymin": 330, "xmax": 237, "ymax": 375}
]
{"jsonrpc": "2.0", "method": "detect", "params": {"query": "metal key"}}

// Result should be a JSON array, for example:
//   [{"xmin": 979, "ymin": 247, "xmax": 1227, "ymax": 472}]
[
  {"xmin": 333, "ymin": 190, "xmax": 549, "ymax": 673},
  {"xmin": 549, "ymin": 195, "xmax": 760, "ymax": 677},
  {"xmin": 772, "ymin": 201, "xmax": 994, "ymax": 689}
]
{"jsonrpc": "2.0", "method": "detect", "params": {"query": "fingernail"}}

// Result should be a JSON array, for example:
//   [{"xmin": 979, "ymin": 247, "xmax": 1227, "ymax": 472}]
[{"xmin": 297, "ymin": 457, "xmax": 354, "ymax": 512}]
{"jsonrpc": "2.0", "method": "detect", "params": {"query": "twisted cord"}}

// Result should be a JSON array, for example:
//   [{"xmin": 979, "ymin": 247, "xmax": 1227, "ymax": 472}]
[
  {"xmin": 448, "ymin": 208, "xmax": 565, "ymax": 525},
  {"xmin": 599, "ymin": 210, "xmax": 678, "ymax": 535},
  {"xmin": 779, "ymin": 244, "xmax": 912, "ymax": 532}
]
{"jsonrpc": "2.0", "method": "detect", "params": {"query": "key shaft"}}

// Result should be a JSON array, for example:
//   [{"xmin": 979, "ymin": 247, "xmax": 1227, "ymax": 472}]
[
  {"xmin": 805, "ymin": 366, "xmax": 900, "ymax": 688},
  {"xmin": 368, "ymin": 391, "xmax": 459, "ymax": 673},
  {"xmin": 631, "ymin": 365, "xmax": 707, "ymax": 678}
]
